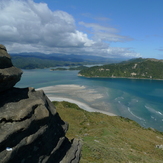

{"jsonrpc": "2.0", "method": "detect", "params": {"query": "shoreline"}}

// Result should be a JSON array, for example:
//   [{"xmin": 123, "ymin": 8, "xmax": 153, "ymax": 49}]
[
  {"xmin": 78, "ymin": 74, "xmax": 163, "ymax": 81},
  {"xmin": 37, "ymin": 84, "xmax": 117, "ymax": 117},
  {"xmin": 48, "ymin": 96, "xmax": 117, "ymax": 116}
]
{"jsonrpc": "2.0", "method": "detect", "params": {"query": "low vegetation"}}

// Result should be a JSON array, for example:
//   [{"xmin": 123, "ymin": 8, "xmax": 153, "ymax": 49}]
[
  {"xmin": 78, "ymin": 58, "xmax": 163, "ymax": 79},
  {"xmin": 53, "ymin": 101, "xmax": 163, "ymax": 163}
]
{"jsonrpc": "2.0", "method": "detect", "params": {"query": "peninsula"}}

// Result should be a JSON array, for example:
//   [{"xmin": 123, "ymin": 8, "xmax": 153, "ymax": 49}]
[{"xmin": 78, "ymin": 58, "xmax": 163, "ymax": 80}]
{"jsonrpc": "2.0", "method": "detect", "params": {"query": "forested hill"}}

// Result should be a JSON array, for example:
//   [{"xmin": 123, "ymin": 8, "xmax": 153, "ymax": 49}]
[
  {"xmin": 78, "ymin": 58, "xmax": 163, "ymax": 79},
  {"xmin": 10, "ymin": 53, "xmax": 123, "ymax": 69}
]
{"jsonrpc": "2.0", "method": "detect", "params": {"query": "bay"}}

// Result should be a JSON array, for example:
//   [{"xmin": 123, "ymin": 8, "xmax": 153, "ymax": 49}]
[{"xmin": 16, "ymin": 68, "xmax": 163, "ymax": 132}]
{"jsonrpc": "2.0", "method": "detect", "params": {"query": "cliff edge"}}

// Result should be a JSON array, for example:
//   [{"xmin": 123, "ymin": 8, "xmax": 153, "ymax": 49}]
[{"xmin": 0, "ymin": 45, "xmax": 82, "ymax": 163}]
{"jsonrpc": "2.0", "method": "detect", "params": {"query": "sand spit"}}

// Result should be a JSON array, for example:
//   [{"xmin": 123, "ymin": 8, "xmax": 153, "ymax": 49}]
[
  {"xmin": 37, "ymin": 84, "xmax": 117, "ymax": 116},
  {"xmin": 38, "ymin": 84, "xmax": 103, "ymax": 102}
]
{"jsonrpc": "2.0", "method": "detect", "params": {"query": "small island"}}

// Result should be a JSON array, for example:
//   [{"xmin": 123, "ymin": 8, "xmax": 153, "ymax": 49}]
[
  {"xmin": 51, "ymin": 68, "xmax": 67, "ymax": 71},
  {"xmin": 78, "ymin": 58, "xmax": 163, "ymax": 80}
]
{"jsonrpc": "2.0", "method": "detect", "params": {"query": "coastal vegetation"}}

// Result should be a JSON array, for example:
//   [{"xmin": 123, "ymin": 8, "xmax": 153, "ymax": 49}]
[
  {"xmin": 54, "ymin": 101, "xmax": 163, "ymax": 163},
  {"xmin": 78, "ymin": 58, "xmax": 163, "ymax": 79}
]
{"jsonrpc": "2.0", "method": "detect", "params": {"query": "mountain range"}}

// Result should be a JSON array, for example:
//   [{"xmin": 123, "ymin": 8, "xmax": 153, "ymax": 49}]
[{"xmin": 10, "ymin": 52, "xmax": 125, "ymax": 69}]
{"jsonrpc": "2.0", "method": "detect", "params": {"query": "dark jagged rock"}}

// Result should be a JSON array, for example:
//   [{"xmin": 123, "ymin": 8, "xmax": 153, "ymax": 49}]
[
  {"xmin": 61, "ymin": 139, "xmax": 82, "ymax": 163},
  {"xmin": 0, "ymin": 44, "xmax": 13, "ymax": 68},
  {"xmin": 0, "ymin": 87, "xmax": 82, "ymax": 163},
  {"xmin": 0, "ymin": 45, "xmax": 82, "ymax": 163},
  {"xmin": 0, "ymin": 66, "xmax": 23, "ymax": 93},
  {"xmin": 0, "ymin": 44, "xmax": 22, "ymax": 92}
]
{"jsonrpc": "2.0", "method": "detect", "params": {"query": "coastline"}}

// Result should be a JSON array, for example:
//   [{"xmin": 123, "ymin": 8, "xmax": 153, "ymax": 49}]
[
  {"xmin": 48, "ymin": 96, "xmax": 117, "ymax": 116},
  {"xmin": 78, "ymin": 74, "xmax": 163, "ymax": 81},
  {"xmin": 37, "ymin": 85, "xmax": 117, "ymax": 117}
]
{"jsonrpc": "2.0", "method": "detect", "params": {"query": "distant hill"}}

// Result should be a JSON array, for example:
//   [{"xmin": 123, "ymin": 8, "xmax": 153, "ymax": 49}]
[
  {"xmin": 10, "ymin": 52, "xmax": 124, "ymax": 69},
  {"xmin": 78, "ymin": 58, "xmax": 163, "ymax": 80},
  {"xmin": 54, "ymin": 101, "xmax": 163, "ymax": 163}
]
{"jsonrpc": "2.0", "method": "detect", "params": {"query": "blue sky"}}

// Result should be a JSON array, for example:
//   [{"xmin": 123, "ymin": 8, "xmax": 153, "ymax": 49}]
[{"xmin": 0, "ymin": 0, "xmax": 163, "ymax": 59}]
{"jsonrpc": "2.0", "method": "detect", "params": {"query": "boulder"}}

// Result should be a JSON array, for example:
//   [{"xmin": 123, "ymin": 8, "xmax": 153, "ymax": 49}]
[
  {"xmin": 156, "ymin": 145, "xmax": 163, "ymax": 150},
  {"xmin": 0, "ymin": 44, "xmax": 22, "ymax": 93},
  {"xmin": 0, "ymin": 44, "xmax": 13, "ymax": 68}
]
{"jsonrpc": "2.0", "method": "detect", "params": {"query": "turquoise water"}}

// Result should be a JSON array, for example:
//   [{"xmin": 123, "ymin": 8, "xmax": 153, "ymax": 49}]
[{"xmin": 16, "ymin": 68, "xmax": 163, "ymax": 131}]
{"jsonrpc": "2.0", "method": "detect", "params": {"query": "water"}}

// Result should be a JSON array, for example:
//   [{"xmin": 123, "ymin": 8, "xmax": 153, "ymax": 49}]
[{"xmin": 16, "ymin": 68, "xmax": 163, "ymax": 132}]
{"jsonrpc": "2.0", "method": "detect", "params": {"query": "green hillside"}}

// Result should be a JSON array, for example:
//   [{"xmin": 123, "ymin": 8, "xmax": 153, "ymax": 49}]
[
  {"xmin": 10, "ymin": 53, "xmax": 121, "ymax": 69},
  {"xmin": 54, "ymin": 101, "xmax": 163, "ymax": 163},
  {"xmin": 78, "ymin": 58, "xmax": 163, "ymax": 79},
  {"xmin": 11, "ymin": 56, "xmax": 83, "ymax": 69}
]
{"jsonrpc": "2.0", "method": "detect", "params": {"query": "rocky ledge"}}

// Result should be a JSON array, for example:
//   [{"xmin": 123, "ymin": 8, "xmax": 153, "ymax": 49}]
[{"xmin": 0, "ymin": 45, "xmax": 82, "ymax": 163}]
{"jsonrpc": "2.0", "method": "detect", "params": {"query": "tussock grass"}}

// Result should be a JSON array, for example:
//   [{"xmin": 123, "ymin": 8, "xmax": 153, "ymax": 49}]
[{"xmin": 53, "ymin": 101, "xmax": 163, "ymax": 163}]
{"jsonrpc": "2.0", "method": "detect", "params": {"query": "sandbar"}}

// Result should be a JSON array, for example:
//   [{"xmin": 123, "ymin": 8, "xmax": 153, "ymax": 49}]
[{"xmin": 37, "ymin": 84, "xmax": 117, "ymax": 116}]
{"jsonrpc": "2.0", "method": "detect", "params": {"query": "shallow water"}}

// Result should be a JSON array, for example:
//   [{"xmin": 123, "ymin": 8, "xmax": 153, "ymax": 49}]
[{"xmin": 16, "ymin": 68, "xmax": 163, "ymax": 131}]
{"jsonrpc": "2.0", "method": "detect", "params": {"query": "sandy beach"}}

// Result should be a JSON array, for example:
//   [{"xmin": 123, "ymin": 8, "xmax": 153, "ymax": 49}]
[
  {"xmin": 37, "ymin": 84, "xmax": 117, "ymax": 116},
  {"xmin": 48, "ymin": 96, "xmax": 116, "ymax": 116}
]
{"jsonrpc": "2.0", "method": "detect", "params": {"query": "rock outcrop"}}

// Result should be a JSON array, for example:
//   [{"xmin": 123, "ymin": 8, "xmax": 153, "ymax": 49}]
[
  {"xmin": 0, "ymin": 45, "xmax": 82, "ymax": 163},
  {"xmin": 0, "ymin": 44, "xmax": 22, "ymax": 93}
]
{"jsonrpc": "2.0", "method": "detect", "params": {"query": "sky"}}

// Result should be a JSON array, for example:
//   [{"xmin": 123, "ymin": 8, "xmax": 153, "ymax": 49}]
[{"xmin": 0, "ymin": 0, "xmax": 163, "ymax": 59}]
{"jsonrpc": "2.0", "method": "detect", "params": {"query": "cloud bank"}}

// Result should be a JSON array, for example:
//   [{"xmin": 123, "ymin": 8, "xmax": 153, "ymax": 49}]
[{"xmin": 0, "ymin": 0, "xmax": 140, "ymax": 58}]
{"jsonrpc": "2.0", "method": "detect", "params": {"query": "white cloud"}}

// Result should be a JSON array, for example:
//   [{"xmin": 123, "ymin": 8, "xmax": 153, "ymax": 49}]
[
  {"xmin": 79, "ymin": 22, "xmax": 133, "ymax": 42},
  {"xmin": 0, "ymin": 0, "xmax": 140, "ymax": 58},
  {"xmin": 106, "ymin": 47, "xmax": 141, "ymax": 58},
  {"xmin": 0, "ymin": 0, "xmax": 93, "ymax": 48}
]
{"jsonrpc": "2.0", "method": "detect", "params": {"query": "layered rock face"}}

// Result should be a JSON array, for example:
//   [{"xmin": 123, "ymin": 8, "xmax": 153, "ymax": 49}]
[
  {"xmin": 0, "ymin": 45, "xmax": 81, "ymax": 163},
  {"xmin": 0, "ymin": 44, "xmax": 22, "ymax": 93}
]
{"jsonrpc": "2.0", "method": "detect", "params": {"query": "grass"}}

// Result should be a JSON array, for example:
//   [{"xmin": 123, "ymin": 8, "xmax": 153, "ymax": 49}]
[{"xmin": 53, "ymin": 101, "xmax": 163, "ymax": 163}]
